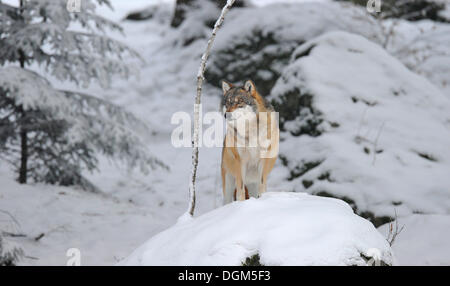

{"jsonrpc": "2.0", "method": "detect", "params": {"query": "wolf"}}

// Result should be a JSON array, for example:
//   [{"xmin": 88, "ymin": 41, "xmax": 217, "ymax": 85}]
[{"xmin": 221, "ymin": 80, "xmax": 279, "ymax": 204}]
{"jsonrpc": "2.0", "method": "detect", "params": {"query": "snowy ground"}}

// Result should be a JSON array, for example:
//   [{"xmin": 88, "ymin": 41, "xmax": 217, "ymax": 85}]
[
  {"xmin": 0, "ymin": 0, "xmax": 449, "ymax": 266},
  {"xmin": 378, "ymin": 214, "xmax": 450, "ymax": 266}
]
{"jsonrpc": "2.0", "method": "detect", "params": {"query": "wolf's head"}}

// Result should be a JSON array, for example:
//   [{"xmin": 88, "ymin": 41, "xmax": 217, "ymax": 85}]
[{"xmin": 221, "ymin": 80, "xmax": 259, "ymax": 121}]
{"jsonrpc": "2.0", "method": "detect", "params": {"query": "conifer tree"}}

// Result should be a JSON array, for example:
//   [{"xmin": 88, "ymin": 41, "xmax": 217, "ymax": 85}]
[{"xmin": 0, "ymin": 0, "xmax": 165, "ymax": 190}]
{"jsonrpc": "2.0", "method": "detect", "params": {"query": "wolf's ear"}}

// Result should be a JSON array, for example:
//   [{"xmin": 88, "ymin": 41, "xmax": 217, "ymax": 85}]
[
  {"xmin": 244, "ymin": 80, "xmax": 256, "ymax": 95},
  {"xmin": 222, "ymin": 80, "xmax": 233, "ymax": 94}
]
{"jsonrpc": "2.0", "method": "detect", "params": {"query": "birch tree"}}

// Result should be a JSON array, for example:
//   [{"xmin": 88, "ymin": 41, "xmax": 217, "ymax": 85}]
[{"xmin": 187, "ymin": 0, "xmax": 235, "ymax": 216}]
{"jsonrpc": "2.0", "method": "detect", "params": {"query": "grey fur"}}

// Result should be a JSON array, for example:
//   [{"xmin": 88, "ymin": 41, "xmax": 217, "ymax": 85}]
[{"xmin": 222, "ymin": 81, "xmax": 274, "ymax": 112}]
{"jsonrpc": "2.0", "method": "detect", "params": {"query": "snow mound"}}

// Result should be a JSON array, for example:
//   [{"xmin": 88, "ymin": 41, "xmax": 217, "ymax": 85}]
[
  {"xmin": 206, "ymin": 2, "xmax": 382, "ymax": 95},
  {"xmin": 119, "ymin": 192, "xmax": 394, "ymax": 266},
  {"xmin": 378, "ymin": 214, "xmax": 450, "ymax": 266},
  {"xmin": 270, "ymin": 31, "xmax": 450, "ymax": 225}
]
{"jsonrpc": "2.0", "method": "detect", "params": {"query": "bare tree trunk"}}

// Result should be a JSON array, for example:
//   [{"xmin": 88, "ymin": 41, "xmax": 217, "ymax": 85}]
[
  {"xmin": 18, "ymin": 0, "xmax": 28, "ymax": 184},
  {"xmin": 187, "ymin": 0, "xmax": 235, "ymax": 217},
  {"xmin": 18, "ymin": 125, "xmax": 28, "ymax": 184}
]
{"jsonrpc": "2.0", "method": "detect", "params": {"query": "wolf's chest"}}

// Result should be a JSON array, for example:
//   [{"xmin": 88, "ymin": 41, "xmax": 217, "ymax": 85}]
[{"xmin": 238, "ymin": 147, "xmax": 262, "ymax": 182}]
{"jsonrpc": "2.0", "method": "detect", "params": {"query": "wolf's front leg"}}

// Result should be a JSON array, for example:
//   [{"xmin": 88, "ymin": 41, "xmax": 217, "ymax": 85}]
[
  {"xmin": 236, "ymin": 168, "xmax": 246, "ymax": 201},
  {"xmin": 258, "ymin": 164, "xmax": 268, "ymax": 197},
  {"xmin": 258, "ymin": 157, "xmax": 276, "ymax": 197},
  {"xmin": 223, "ymin": 173, "xmax": 236, "ymax": 204},
  {"xmin": 258, "ymin": 179, "xmax": 267, "ymax": 197}
]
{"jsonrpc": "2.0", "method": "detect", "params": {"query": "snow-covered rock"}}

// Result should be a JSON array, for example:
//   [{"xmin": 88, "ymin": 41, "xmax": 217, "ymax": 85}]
[
  {"xmin": 120, "ymin": 192, "xmax": 395, "ymax": 266},
  {"xmin": 270, "ymin": 31, "xmax": 450, "ymax": 225}
]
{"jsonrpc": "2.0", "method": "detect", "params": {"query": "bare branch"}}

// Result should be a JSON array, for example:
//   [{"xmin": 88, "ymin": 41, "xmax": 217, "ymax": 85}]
[
  {"xmin": 372, "ymin": 121, "xmax": 385, "ymax": 166},
  {"xmin": 187, "ymin": 0, "xmax": 236, "ymax": 217},
  {"xmin": 386, "ymin": 209, "xmax": 405, "ymax": 246},
  {"xmin": 0, "ymin": 210, "xmax": 20, "ymax": 228},
  {"xmin": 1, "ymin": 231, "xmax": 27, "ymax": 238}
]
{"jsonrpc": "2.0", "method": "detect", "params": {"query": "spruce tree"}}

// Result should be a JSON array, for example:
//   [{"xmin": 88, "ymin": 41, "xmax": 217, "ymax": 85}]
[
  {"xmin": 0, "ymin": 0, "xmax": 165, "ymax": 190},
  {"xmin": 0, "ymin": 234, "xmax": 23, "ymax": 266}
]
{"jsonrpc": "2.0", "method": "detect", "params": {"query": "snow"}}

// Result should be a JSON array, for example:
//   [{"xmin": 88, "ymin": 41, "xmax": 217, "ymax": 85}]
[
  {"xmin": 208, "ymin": 1, "xmax": 450, "ymax": 98},
  {"xmin": 0, "ymin": 170, "xmax": 168, "ymax": 265},
  {"xmin": 253, "ymin": 0, "xmax": 331, "ymax": 5},
  {"xmin": 270, "ymin": 31, "xmax": 450, "ymax": 219},
  {"xmin": 120, "ymin": 192, "xmax": 394, "ymax": 266},
  {"xmin": 213, "ymin": 1, "xmax": 383, "ymax": 55},
  {"xmin": 1, "ymin": 0, "xmax": 449, "ymax": 266},
  {"xmin": 384, "ymin": 19, "xmax": 450, "ymax": 97},
  {"xmin": 99, "ymin": 0, "xmax": 173, "ymax": 21},
  {"xmin": 440, "ymin": 4, "xmax": 450, "ymax": 21},
  {"xmin": 378, "ymin": 215, "xmax": 450, "ymax": 266},
  {"xmin": 0, "ymin": 67, "xmax": 68, "ymax": 112}
]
